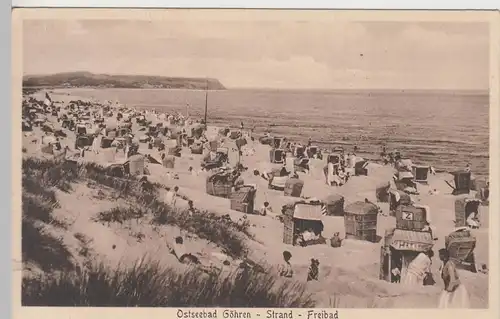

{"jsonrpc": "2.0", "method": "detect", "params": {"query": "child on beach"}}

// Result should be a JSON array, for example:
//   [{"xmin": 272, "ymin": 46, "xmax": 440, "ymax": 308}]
[
  {"xmin": 260, "ymin": 202, "xmax": 273, "ymax": 216},
  {"xmin": 307, "ymin": 259, "xmax": 320, "ymax": 281},
  {"xmin": 278, "ymin": 251, "xmax": 293, "ymax": 278}
]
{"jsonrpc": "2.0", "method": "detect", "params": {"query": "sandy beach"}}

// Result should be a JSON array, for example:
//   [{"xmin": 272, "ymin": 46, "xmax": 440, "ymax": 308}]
[{"xmin": 20, "ymin": 89, "xmax": 490, "ymax": 308}]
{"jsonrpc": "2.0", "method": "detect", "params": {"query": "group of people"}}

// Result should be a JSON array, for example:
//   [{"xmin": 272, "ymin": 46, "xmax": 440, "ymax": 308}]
[
  {"xmin": 391, "ymin": 248, "xmax": 472, "ymax": 308},
  {"xmin": 278, "ymin": 251, "xmax": 320, "ymax": 282},
  {"xmin": 325, "ymin": 150, "xmax": 359, "ymax": 187}
]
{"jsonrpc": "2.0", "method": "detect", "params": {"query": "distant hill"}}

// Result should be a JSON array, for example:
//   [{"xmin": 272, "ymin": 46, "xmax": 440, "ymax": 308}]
[{"xmin": 22, "ymin": 72, "xmax": 226, "ymax": 90}]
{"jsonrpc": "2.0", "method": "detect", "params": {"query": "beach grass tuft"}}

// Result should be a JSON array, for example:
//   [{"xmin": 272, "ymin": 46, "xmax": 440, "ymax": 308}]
[{"xmin": 22, "ymin": 256, "xmax": 314, "ymax": 307}]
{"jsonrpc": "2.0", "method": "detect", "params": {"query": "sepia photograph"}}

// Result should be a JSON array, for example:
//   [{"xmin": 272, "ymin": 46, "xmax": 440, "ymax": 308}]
[{"xmin": 14, "ymin": 9, "xmax": 495, "ymax": 310}]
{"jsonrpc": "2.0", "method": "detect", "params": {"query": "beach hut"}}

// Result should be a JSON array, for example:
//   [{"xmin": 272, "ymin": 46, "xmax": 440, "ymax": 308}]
[
  {"xmin": 389, "ymin": 189, "xmax": 412, "ymax": 216},
  {"xmin": 354, "ymin": 160, "xmax": 369, "ymax": 176},
  {"xmin": 282, "ymin": 199, "xmax": 325, "ymax": 246},
  {"xmin": 412, "ymin": 165, "xmax": 429, "ymax": 184},
  {"xmin": 380, "ymin": 228, "xmax": 434, "ymax": 283},
  {"xmin": 162, "ymin": 155, "xmax": 175, "ymax": 169},
  {"xmin": 208, "ymin": 139, "xmax": 219, "ymax": 151},
  {"xmin": 375, "ymin": 182, "xmax": 391, "ymax": 203},
  {"xmin": 230, "ymin": 185, "xmax": 257, "ymax": 214},
  {"xmin": 269, "ymin": 148, "xmax": 285, "ymax": 164},
  {"xmin": 259, "ymin": 135, "xmax": 273, "ymax": 146},
  {"xmin": 273, "ymin": 137, "xmax": 284, "ymax": 149},
  {"xmin": 445, "ymin": 228, "xmax": 477, "ymax": 272},
  {"xmin": 284, "ymin": 177, "xmax": 304, "ymax": 197},
  {"xmin": 148, "ymin": 124, "xmax": 157, "ymax": 135},
  {"xmin": 191, "ymin": 124, "xmax": 205, "ymax": 139},
  {"xmin": 106, "ymin": 129, "xmax": 117, "ymax": 139},
  {"xmin": 450, "ymin": 170, "xmax": 472, "ymax": 195},
  {"xmin": 294, "ymin": 145, "xmax": 306, "ymax": 158},
  {"xmin": 76, "ymin": 124, "xmax": 87, "ymax": 135},
  {"xmin": 268, "ymin": 174, "xmax": 288, "ymax": 191},
  {"xmin": 327, "ymin": 153, "xmax": 342, "ymax": 165},
  {"xmin": 395, "ymin": 205, "xmax": 428, "ymax": 231},
  {"xmin": 306, "ymin": 145, "xmax": 321, "ymax": 159},
  {"xmin": 294, "ymin": 157, "xmax": 310, "ymax": 173},
  {"xmin": 394, "ymin": 171, "xmax": 417, "ymax": 192},
  {"xmin": 100, "ymin": 137, "xmax": 114, "ymax": 149},
  {"xmin": 75, "ymin": 135, "xmax": 92, "ymax": 149},
  {"xmin": 190, "ymin": 142, "xmax": 204, "ymax": 154},
  {"xmin": 454, "ymin": 196, "xmax": 481, "ymax": 227},
  {"xmin": 206, "ymin": 172, "xmax": 233, "ymax": 198},
  {"xmin": 344, "ymin": 201, "xmax": 379, "ymax": 242},
  {"xmin": 42, "ymin": 122, "xmax": 54, "ymax": 133},
  {"xmin": 323, "ymin": 194, "xmax": 345, "ymax": 216},
  {"xmin": 396, "ymin": 158, "xmax": 413, "ymax": 172},
  {"xmin": 127, "ymin": 154, "xmax": 145, "ymax": 176}
]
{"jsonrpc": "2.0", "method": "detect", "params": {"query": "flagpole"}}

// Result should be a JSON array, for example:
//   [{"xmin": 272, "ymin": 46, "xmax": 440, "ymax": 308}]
[{"xmin": 204, "ymin": 78, "xmax": 208, "ymax": 128}]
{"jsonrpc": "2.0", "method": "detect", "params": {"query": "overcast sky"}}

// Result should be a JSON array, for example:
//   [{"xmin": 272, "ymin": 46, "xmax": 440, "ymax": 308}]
[{"xmin": 23, "ymin": 19, "xmax": 489, "ymax": 90}]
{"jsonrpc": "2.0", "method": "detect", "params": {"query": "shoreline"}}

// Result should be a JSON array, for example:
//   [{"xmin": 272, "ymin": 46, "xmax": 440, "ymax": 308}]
[{"xmin": 38, "ymin": 88, "xmax": 490, "ymax": 180}]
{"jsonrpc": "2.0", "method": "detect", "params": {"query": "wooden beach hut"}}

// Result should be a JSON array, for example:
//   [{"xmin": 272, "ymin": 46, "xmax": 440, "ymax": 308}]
[
  {"xmin": 380, "ymin": 228, "xmax": 434, "ymax": 283},
  {"xmin": 230, "ymin": 185, "xmax": 257, "ymax": 214},
  {"xmin": 454, "ymin": 196, "xmax": 481, "ymax": 227},
  {"xmin": 344, "ymin": 201, "xmax": 379, "ymax": 242},
  {"xmin": 282, "ymin": 199, "xmax": 325, "ymax": 246}
]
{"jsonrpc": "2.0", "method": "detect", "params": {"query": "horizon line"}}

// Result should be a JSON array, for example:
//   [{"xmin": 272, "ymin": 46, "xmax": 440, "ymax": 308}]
[{"xmin": 22, "ymin": 71, "xmax": 488, "ymax": 93}]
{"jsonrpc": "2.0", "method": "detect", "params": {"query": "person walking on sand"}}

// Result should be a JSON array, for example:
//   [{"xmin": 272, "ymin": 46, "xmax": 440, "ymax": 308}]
[
  {"xmin": 438, "ymin": 249, "xmax": 471, "ymax": 308},
  {"xmin": 307, "ymin": 259, "xmax": 320, "ymax": 281},
  {"xmin": 187, "ymin": 200, "xmax": 197, "ymax": 216},
  {"xmin": 401, "ymin": 249, "xmax": 434, "ymax": 286},
  {"xmin": 278, "ymin": 251, "xmax": 293, "ymax": 278}
]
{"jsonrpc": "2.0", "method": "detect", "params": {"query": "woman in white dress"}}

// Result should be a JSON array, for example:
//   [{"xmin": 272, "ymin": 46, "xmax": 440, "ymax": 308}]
[
  {"xmin": 438, "ymin": 249, "xmax": 471, "ymax": 308},
  {"xmin": 401, "ymin": 249, "xmax": 433, "ymax": 286}
]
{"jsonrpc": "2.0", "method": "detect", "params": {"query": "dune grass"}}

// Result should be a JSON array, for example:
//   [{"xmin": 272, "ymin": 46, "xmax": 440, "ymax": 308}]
[
  {"xmin": 21, "ymin": 156, "xmax": 309, "ymax": 306},
  {"xmin": 22, "ymin": 256, "xmax": 315, "ymax": 307},
  {"xmin": 22, "ymin": 167, "xmax": 72, "ymax": 272},
  {"xmin": 22, "ymin": 157, "xmax": 251, "ymax": 258}
]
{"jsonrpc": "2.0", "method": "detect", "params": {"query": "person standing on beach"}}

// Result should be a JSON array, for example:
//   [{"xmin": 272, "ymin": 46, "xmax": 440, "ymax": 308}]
[
  {"xmin": 429, "ymin": 166, "xmax": 436, "ymax": 175},
  {"xmin": 438, "ymin": 249, "xmax": 471, "ymax": 308},
  {"xmin": 91, "ymin": 134, "xmax": 100, "ymax": 154},
  {"xmin": 278, "ymin": 251, "xmax": 293, "ymax": 278},
  {"xmin": 187, "ymin": 200, "xmax": 197, "ymax": 216},
  {"xmin": 307, "ymin": 259, "xmax": 320, "ymax": 281},
  {"xmin": 401, "ymin": 250, "xmax": 433, "ymax": 286},
  {"xmin": 465, "ymin": 163, "xmax": 471, "ymax": 173}
]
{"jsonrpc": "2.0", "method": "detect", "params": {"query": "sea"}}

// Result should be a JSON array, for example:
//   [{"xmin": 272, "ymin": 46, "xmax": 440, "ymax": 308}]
[{"xmin": 53, "ymin": 88, "xmax": 490, "ymax": 179}]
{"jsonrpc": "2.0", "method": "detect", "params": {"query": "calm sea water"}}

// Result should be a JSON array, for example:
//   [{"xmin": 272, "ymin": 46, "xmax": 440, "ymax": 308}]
[{"xmin": 55, "ymin": 88, "xmax": 490, "ymax": 178}]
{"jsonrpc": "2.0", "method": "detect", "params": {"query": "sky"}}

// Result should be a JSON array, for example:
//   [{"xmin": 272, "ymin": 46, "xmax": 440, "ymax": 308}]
[{"xmin": 22, "ymin": 19, "xmax": 489, "ymax": 90}]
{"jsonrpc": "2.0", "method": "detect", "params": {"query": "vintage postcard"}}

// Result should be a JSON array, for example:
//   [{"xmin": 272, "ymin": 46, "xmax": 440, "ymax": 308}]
[{"xmin": 11, "ymin": 8, "xmax": 499, "ymax": 319}]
